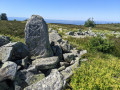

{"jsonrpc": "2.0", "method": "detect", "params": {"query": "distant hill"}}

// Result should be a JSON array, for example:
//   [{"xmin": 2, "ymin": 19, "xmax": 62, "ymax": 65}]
[{"xmin": 8, "ymin": 17, "xmax": 120, "ymax": 25}]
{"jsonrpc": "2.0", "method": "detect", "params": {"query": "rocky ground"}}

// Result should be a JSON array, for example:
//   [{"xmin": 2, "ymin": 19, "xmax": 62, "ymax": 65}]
[{"xmin": 0, "ymin": 15, "xmax": 87, "ymax": 90}]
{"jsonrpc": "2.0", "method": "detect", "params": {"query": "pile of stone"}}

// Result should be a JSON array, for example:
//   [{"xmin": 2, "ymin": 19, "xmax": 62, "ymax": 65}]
[
  {"xmin": 66, "ymin": 27, "xmax": 97, "ymax": 38},
  {"xmin": 0, "ymin": 15, "xmax": 87, "ymax": 90}
]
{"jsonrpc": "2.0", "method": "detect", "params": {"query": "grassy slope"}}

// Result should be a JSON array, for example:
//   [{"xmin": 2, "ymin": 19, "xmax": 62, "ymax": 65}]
[
  {"xmin": 64, "ymin": 36, "xmax": 120, "ymax": 90},
  {"xmin": 0, "ymin": 20, "xmax": 25, "ymax": 42},
  {"xmin": 0, "ymin": 20, "xmax": 120, "ymax": 89}
]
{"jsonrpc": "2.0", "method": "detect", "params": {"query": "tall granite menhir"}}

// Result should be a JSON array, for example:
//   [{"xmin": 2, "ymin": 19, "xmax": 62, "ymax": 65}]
[{"xmin": 25, "ymin": 15, "xmax": 53, "ymax": 59}]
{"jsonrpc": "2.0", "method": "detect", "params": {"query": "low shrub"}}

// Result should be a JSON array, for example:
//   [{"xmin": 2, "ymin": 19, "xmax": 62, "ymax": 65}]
[
  {"xmin": 88, "ymin": 36, "xmax": 114, "ymax": 53},
  {"xmin": 70, "ymin": 53, "xmax": 120, "ymax": 90},
  {"xmin": 84, "ymin": 18, "xmax": 95, "ymax": 27},
  {"xmin": 109, "ymin": 37, "xmax": 120, "ymax": 57}
]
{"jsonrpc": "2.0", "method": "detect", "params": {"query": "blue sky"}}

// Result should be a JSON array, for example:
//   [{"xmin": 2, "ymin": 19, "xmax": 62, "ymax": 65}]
[{"xmin": 0, "ymin": 0, "xmax": 120, "ymax": 21}]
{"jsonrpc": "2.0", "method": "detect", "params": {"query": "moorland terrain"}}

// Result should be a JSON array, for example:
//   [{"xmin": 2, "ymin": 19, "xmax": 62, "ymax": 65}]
[{"xmin": 0, "ymin": 20, "xmax": 120, "ymax": 89}]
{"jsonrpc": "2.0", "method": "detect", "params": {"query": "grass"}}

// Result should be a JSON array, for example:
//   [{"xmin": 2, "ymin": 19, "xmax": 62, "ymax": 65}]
[
  {"xmin": 64, "ymin": 33, "xmax": 120, "ymax": 90},
  {"xmin": 64, "ymin": 36, "xmax": 90, "ymax": 50},
  {"xmin": 70, "ymin": 52, "xmax": 120, "ymax": 90},
  {"xmin": 0, "ymin": 20, "xmax": 26, "ymax": 38}
]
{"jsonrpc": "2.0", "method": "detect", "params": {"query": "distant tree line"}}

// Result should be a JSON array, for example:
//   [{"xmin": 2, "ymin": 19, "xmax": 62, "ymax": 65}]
[{"xmin": 0, "ymin": 13, "xmax": 8, "ymax": 20}]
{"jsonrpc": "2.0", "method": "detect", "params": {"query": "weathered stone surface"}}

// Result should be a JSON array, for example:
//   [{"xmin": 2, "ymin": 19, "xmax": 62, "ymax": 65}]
[
  {"xmin": 70, "ymin": 60, "xmax": 75, "ymax": 65},
  {"xmin": 80, "ymin": 50, "xmax": 87, "ymax": 56},
  {"xmin": 60, "ymin": 40, "xmax": 73, "ymax": 53},
  {"xmin": 74, "ymin": 32, "xmax": 82, "ymax": 36},
  {"xmin": 0, "ymin": 35, "xmax": 10, "ymax": 47},
  {"xmin": 22, "ymin": 56, "xmax": 29, "ymax": 68},
  {"xmin": 51, "ymin": 45, "xmax": 63, "ymax": 60},
  {"xmin": 25, "ymin": 73, "xmax": 45, "ymax": 85},
  {"xmin": 66, "ymin": 31, "xmax": 74, "ymax": 35},
  {"xmin": 49, "ymin": 31, "xmax": 72, "ymax": 53},
  {"xmin": 24, "ymin": 69, "xmax": 66, "ymax": 90},
  {"xmin": 14, "ymin": 70, "xmax": 30, "ymax": 89},
  {"xmin": 0, "ymin": 46, "xmax": 13, "ymax": 62},
  {"xmin": 32, "ymin": 56, "xmax": 59, "ymax": 70},
  {"xmin": 15, "ymin": 67, "xmax": 41, "ymax": 89},
  {"xmin": 80, "ymin": 59, "xmax": 88, "ymax": 62},
  {"xmin": 49, "ymin": 32, "xmax": 62, "ymax": 44},
  {"xmin": 25, "ymin": 15, "xmax": 53, "ymax": 59},
  {"xmin": 60, "ymin": 57, "xmax": 80, "ymax": 80},
  {"xmin": 14, "ymin": 84, "xmax": 21, "ymax": 90},
  {"xmin": 58, "ymin": 66, "xmax": 66, "ymax": 71},
  {"xmin": 60, "ymin": 62, "xmax": 69, "ymax": 67},
  {"xmin": 0, "ymin": 61, "xmax": 17, "ymax": 82},
  {"xmin": 0, "ymin": 42, "xmax": 29, "ymax": 62},
  {"xmin": 63, "ymin": 53, "xmax": 76, "ymax": 63},
  {"xmin": 70, "ymin": 49, "xmax": 80, "ymax": 56},
  {"xmin": 26, "ymin": 65, "xmax": 37, "ymax": 73},
  {"xmin": 70, "ymin": 49, "xmax": 87, "ymax": 58}
]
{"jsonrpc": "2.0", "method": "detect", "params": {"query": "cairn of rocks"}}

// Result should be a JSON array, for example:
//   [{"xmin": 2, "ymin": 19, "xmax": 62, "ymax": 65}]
[
  {"xmin": 66, "ymin": 27, "xmax": 97, "ymax": 38},
  {"xmin": 0, "ymin": 15, "xmax": 87, "ymax": 90}
]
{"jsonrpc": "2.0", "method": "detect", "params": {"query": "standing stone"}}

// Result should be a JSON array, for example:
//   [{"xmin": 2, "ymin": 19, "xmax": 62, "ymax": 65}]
[{"xmin": 25, "ymin": 15, "xmax": 53, "ymax": 59}]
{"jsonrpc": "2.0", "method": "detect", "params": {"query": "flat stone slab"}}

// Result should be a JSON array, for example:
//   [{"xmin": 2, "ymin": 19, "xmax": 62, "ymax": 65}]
[
  {"xmin": 24, "ymin": 69, "xmax": 66, "ymax": 90},
  {"xmin": 32, "ymin": 56, "xmax": 59, "ymax": 70}
]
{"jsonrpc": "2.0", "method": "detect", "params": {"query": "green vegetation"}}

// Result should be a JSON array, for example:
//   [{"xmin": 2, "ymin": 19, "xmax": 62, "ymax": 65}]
[
  {"xmin": 71, "ymin": 53, "xmax": 120, "ymax": 90},
  {"xmin": 0, "ymin": 13, "xmax": 8, "ymax": 20},
  {"xmin": 88, "ymin": 36, "xmax": 114, "ymax": 53},
  {"xmin": 65, "ymin": 36, "xmax": 120, "ymax": 90},
  {"xmin": 84, "ymin": 18, "xmax": 95, "ymax": 27},
  {"xmin": 0, "ymin": 20, "xmax": 25, "ymax": 43},
  {"xmin": 0, "ymin": 20, "xmax": 120, "ymax": 90}
]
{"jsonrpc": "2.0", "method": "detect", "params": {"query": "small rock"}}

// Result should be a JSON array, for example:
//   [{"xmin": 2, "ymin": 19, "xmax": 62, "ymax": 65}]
[
  {"xmin": 17, "ymin": 65, "xmax": 22, "ymax": 71},
  {"xmin": 61, "ymin": 57, "xmax": 80, "ymax": 80},
  {"xmin": 0, "ymin": 35, "xmax": 10, "ymax": 47},
  {"xmin": 0, "ymin": 42, "xmax": 29, "ymax": 62},
  {"xmin": 0, "ymin": 46, "xmax": 13, "ymax": 62},
  {"xmin": 58, "ymin": 66, "xmax": 66, "ymax": 71},
  {"xmin": 32, "ymin": 56, "xmax": 59, "ymax": 70},
  {"xmin": 63, "ymin": 53, "xmax": 76, "ymax": 63},
  {"xmin": 26, "ymin": 66, "xmax": 37, "ymax": 73},
  {"xmin": 80, "ymin": 59, "xmax": 88, "ymax": 62},
  {"xmin": 22, "ymin": 56, "xmax": 28, "ymax": 68},
  {"xmin": 0, "ymin": 61, "xmax": 17, "ymax": 82},
  {"xmin": 60, "ymin": 40, "xmax": 72, "ymax": 53},
  {"xmin": 14, "ymin": 84, "xmax": 21, "ymax": 90},
  {"xmin": 60, "ymin": 62, "xmax": 69, "ymax": 67},
  {"xmin": 51, "ymin": 45, "xmax": 63, "ymax": 60},
  {"xmin": 24, "ymin": 69, "xmax": 66, "ymax": 90},
  {"xmin": 70, "ymin": 49, "xmax": 80, "ymax": 56},
  {"xmin": 70, "ymin": 60, "xmax": 75, "ymax": 65},
  {"xmin": 66, "ymin": 31, "xmax": 74, "ymax": 35},
  {"xmin": 49, "ymin": 32, "xmax": 62, "ymax": 44},
  {"xmin": 25, "ymin": 73, "xmax": 45, "ymax": 85},
  {"xmin": 80, "ymin": 50, "xmax": 87, "ymax": 56}
]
